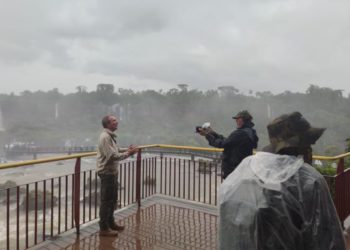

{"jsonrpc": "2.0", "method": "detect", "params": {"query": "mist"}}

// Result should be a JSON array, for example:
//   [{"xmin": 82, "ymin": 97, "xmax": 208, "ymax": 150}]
[
  {"xmin": 1, "ymin": 1, "xmax": 350, "ymax": 157},
  {"xmin": 0, "ymin": 84, "xmax": 349, "ymax": 157}
]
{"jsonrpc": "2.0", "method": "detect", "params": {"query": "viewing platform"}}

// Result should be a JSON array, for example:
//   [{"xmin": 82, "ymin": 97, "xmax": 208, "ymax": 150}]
[
  {"xmin": 0, "ymin": 144, "xmax": 349, "ymax": 250},
  {"xmin": 38, "ymin": 196, "xmax": 218, "ymax": 250}
]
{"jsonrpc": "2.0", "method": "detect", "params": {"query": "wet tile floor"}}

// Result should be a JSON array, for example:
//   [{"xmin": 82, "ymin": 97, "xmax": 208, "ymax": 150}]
[{"xmin": 36, "ymin": 196, "xmax": 218, "ymax": 249}]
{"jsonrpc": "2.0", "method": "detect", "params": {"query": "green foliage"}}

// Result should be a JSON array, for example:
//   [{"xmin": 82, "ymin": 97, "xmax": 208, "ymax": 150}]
[
  {"xmin": 314, "ymin": 157, "xmax": 350, "ymax": 176},
  {"xmin": 315, "ymin": 166, "xmax": 336, "ymax": 176},
  {"xmin": 0, "ymin": 84, "xmax": 350, "ymax": 155},
  {"xmin": 345, "ymin": 157, "xmax": 350, "ymax": 168}
]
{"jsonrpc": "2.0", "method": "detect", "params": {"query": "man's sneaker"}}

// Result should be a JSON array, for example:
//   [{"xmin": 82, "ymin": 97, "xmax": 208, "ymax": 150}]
[
  {"xmin": 99, "ymin": 229, "xmax": 118, "ymax": 237},
  {"xmin": 110, "ymin": 224, "xmax": 125, "ymax": 232}
]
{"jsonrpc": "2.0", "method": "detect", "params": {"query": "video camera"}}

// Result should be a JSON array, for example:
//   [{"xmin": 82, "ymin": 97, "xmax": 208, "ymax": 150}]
[{"xmin": 195, "ymin": 122, "xmax": 211, "ymax": 133}]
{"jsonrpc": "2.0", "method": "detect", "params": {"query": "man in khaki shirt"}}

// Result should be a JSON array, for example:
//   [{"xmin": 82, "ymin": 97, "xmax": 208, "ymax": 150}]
[{"xmin": 97, "ymin": 115, "xmax": 138, "ymax": 237}]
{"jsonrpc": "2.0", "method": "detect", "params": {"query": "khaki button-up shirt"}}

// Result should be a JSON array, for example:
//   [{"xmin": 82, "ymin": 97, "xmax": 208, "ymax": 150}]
[{"xmin": 96, "ymin": 129, "xmax": 129, "ymax": 175}]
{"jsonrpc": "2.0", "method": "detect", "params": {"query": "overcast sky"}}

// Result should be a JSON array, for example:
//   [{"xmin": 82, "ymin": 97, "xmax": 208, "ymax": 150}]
[{"xmin": 1, "ymin": 0, "xmax": 350, "ymax": 95}]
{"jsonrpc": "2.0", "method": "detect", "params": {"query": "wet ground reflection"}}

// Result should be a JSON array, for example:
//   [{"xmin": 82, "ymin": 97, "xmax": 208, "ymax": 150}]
[{"xmin": 40, "ymin": 197, "xmax": 218, "ymax": 249}]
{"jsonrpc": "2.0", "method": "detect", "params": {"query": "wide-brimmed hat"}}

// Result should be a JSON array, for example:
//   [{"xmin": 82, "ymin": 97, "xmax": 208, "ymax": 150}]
[
  {"xmin": 263, "ymin": 112, "xmax": 325, "ymax": 153},
  {"xmin": 232, "ymin": 110, "xmax": 253, "ymax": 121}
]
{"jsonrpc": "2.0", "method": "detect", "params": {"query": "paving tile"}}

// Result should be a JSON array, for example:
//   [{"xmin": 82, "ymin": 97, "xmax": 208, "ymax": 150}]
[{"xmin": 40, "ymin": 197, "xmax": 218, "ymax": 249}]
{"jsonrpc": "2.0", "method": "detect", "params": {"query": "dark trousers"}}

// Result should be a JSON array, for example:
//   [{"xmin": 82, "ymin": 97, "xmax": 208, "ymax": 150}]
[{"xmin": 98, "ymin": 173, "xmax": 118, "ymax": 230}]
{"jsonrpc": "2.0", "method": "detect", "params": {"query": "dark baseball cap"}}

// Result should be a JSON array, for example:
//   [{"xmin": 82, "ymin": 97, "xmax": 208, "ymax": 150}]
[
  {"xmin": 263, "ymin": 112, "xmax": 325, "ymax": 153},
  {"xmin": 232, "ymin": 110, "xmax": 253, "ymax": 121}
]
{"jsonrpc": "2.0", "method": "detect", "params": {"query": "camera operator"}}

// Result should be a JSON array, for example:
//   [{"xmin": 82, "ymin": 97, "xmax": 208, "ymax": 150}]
[{"xmin": 198, "ymin": 110, "xmax": 258, "ymax": 179}]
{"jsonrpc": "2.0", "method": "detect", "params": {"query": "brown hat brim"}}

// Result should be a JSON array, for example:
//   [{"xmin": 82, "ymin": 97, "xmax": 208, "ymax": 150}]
[
  {"xmin": 264, "ymin": 127, "xmax": 325, "ymax": 154},
  {"xmin": 263, "ymin": 135, "xmax": 300, "ymax": 154},
  {"xmin": 300, "ymin": 127, "xmax": 326, "ymax": 145}
]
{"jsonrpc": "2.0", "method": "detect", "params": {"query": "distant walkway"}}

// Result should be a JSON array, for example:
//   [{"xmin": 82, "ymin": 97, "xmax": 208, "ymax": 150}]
[
  {"xmin": 36, "ymin": 195, "xmax": 218, "ymax": 250},
  {"xmin": 4, "ymin": 146, "xmax": 97, "ymax": 155},
  {"xmin": 4, "ymin": 146, "xmax": 222, "ymax": 160}
]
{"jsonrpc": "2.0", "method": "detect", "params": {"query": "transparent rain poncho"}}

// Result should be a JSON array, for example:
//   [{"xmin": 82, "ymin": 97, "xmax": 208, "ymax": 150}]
[{"xmin": 219, "ymin": 152, "xmax": 346, "ymax": 250}]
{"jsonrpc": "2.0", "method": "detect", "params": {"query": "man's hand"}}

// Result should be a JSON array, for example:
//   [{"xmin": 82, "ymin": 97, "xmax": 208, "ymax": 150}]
[
  {"xmin": 198, "ymin": 128, "xmax": 210, "ymax": 136},
  {"xmin": 127, "ymin": 145, "xmax": 138, "ymax": 156}
]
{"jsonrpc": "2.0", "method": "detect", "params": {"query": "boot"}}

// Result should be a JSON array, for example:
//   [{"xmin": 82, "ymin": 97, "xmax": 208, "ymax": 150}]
[
  {"xmin": 99, "ymin": 229, "xmax": 118, "ymax": 237},
  {"xmin": 110, "ymin": 223, "xmax": 125, "ymax": 232}
]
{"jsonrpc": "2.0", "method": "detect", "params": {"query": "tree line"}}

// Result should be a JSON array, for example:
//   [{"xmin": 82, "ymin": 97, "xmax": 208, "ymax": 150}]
[{"xmin": 0, "ymin": 84, "xmax": 349, "ymax": 155}]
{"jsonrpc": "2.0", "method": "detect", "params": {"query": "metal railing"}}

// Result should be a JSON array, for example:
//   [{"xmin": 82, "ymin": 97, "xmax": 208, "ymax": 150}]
[
  {"xmin": 1, "ymin": 144, "xmax": 349, "ymax": 250},
  {"xmin": 0, "ymin": 148, "xmax": 157, "ymax": 250}
]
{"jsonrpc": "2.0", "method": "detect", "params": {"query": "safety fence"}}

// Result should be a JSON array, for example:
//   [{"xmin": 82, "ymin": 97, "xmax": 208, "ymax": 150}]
[{"xmin": 0, "ymin": 144, "xmax": 349, "ymax": 249}]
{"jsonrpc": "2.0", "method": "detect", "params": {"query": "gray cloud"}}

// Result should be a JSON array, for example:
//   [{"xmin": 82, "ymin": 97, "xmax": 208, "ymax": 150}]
[{"xmin": 1, "ymin": 0, "xmax": 350, "ymax": 94}]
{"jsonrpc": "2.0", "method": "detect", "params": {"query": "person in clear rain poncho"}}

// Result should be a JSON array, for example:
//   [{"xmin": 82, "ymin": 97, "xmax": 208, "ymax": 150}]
[{"xmin": 219, "ymin": 111, "xmax": 346, "ymax": 250}]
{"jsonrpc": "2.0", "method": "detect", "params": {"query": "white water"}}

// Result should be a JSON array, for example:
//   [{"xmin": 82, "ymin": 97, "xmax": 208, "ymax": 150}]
[
  {"xmin": 0, "ymin": 155, "xmax": 96, "ymax": 185},
  {"xmin": 0, "ymin": 106, "xmax": 4, "ymax": 131},
  {"xmin": 0, "ymin": 155, "xmax": 97, "ymax": 249}
]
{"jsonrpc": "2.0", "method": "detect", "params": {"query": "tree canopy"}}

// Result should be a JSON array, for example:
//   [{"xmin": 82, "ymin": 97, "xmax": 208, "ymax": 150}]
[{"xmin": 0, "ymin": 84, "xmax": 349, "ymax": 155}]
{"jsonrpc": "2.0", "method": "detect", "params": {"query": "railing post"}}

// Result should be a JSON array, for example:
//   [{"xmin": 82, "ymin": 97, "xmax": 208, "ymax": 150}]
[
  {"xmin": 136, "ymin": 149, "xmax": 142, "ymax": 207},
  {"xmin": 74, "ymin": 157, "xmax": 81, "ymax": 234},
  {"xmin": 337, "ymin": 158, "xmax": 345, "ymax": 175},
  {"xmin": 6, "ymin": 188, "xmax": 10, "ymax": 250},
  {"xmin": 335, "ymin": 158, "xmax": 345, "ymax": 221}
]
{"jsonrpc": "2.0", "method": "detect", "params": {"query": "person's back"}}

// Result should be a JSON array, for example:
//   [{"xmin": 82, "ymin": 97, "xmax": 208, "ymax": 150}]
[
  {"xmin": 219, "ymin": 112, "xmax": 346, "ymax": 249},
  {"xmin": 220, "ymin": 152, "xmax": 345, "ymax": 250},
  {"xmin": 261, "ymin": 164, "xmax": 343, "ymax": 249}
]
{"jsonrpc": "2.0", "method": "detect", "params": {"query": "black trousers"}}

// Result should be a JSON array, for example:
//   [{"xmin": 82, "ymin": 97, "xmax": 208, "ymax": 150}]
[{"xmin": 98, "ymin": 173, "xmax": 118, "ymax": 230}]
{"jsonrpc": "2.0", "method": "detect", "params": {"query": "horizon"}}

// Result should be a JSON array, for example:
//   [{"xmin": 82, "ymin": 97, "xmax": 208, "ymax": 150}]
[{"xmin": 0, "ymin": 83, "xmax": 348, "ymax": 97}]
